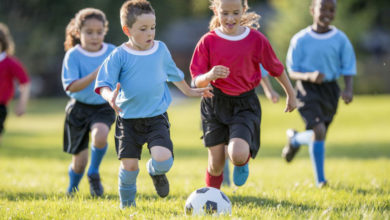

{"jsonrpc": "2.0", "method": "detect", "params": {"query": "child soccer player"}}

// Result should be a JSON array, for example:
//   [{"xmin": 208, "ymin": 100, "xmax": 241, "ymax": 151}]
[
  {"xmin": 281, "ymin": 0, "xmax": 356, "ymax": 188},
  {"xmin": 190, "ymin": 0, "xmax": 297, "ymax": 189},
  {"xmin": 95, "ymin": 0, "xmax": 212, "ymax": 209},
  {"xmin": 61, "ymin": 8, "xmax": 116, "ymax": 196},
  {"xmin": 0, "ymin": 22, "xmax": 30, "ymax": 144}
]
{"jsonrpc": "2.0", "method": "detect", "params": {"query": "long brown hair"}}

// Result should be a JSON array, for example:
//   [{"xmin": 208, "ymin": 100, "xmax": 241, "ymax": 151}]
[
  {"xmin": 0, "ymin": 22, "xmax": 15, "ymax": 55},
  {"xmin": 209, "ymin": 0, "xmax": 260, "ymax": 31},
  {"xmin": 64, "ymin": 8, "xmax": 109, "ymax": 51},
  {"xmin": 120, "ymin": 0, "xmax": 155, "ymax": 28}
]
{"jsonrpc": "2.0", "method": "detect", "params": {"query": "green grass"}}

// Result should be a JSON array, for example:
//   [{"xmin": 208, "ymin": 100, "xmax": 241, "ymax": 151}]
[{"xmin": 0, "ymin": 95, "xmax": 389, "ymax": 219}]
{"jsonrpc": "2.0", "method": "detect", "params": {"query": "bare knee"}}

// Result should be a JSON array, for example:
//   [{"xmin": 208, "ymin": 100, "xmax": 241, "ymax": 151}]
[
  {"xmin": 91, "ymin": 124, "xmax": 109, "ymax": 148},
  {"xmin": 313, "ymin": 123, "xmax": 327, "ymax": 140},
  {"xmin": 228, "ymin": 138, "xmax": 250, "ymax": 166},
  {"xmin": 121, "ymin": 159, "xmax": 139, "ymax": 171},
  {"xmin": 150, "ymin": 146, "xmax": 172, "ymax": 162}
]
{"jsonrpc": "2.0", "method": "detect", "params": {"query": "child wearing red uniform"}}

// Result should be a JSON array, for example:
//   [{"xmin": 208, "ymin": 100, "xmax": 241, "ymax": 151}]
[
  {"xmin": 0, "ymin": 23, "xmax": 30, "ymax": 144},
  {"xmin": 190, "ymin": 0, "xmax": 297, "ymax": 188}
]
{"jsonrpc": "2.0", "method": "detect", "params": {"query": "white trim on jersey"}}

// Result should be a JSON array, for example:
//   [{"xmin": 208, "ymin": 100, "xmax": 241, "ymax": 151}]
[
  {"xmin": 215, "ymin": 26, "xmax": 250, "ymax": 41},
  {"xmin": 75, "ymin": 43, "xmax": 108, "ymax": 57},
  {"xmin": 121, "ymin": 40, "xmax": 159, "ymax": 56}
]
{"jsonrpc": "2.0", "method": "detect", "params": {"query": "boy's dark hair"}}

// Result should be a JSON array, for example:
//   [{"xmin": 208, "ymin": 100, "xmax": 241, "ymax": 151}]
[
  {"xmin": 64, "ymin": 8, "xmax": 109, "ymax": 51},
  {"xmin": 0, "ymin": 22, "xmax": 15, "ymax": 55},
  {"xmin": 120, "ymin": 0, "xmax": 155, "ymax": 28}
]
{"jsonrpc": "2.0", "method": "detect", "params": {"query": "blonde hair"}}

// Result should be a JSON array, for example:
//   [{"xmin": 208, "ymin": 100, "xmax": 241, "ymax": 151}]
[
  {"xmin": 120, "ymin": 0, "xmax": 155, "ymax": 28},
  {"xmin": 0, "ymin": 22, "xmax": 15, "ymax": 55},
  {"xmin": 64, "ymin": 8, "xmax": 109, "ymax": 51},
  {"xmin": 209, "ymin": 0, "xmax": 260, "ymax": 31}
]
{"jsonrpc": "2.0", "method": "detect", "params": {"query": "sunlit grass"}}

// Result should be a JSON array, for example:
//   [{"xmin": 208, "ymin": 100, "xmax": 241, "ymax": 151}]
[{"xmin": 0, "ymin": 95, "xmax": 389, "ymax": 219}]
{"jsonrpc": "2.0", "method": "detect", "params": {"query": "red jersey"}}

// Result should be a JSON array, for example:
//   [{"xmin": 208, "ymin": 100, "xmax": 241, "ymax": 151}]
[
  {"xmin": 190, "ymin": 27, "xmax": 284, "ymax": 96},
  {"xmin": 0, "ymin": 53, "xmax": 29, "ymax": 105}
]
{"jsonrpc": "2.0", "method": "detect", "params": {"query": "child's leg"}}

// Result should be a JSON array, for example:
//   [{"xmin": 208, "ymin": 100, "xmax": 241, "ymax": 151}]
[
  {"xmin": 292, "ymin": 130, "xmax": 314, "ymax": 147},
  {"xmin": 228, "ymin": 138, "xmax": 250, "ymax": 187},
  {"xmin": 310, "ymin": 123, "xmax": 327, "ymax": 186},
  {"xmin": 147, "ymin": 146, "xmax": 173, "ymax": 197},
  {"xmin": 68, "ymin": 149, "xmax": 88, "ymax": 194},
  {"xmin": 88, "ymin": 123, "xmax": 110, "ymax": 176},
  {"xmin": 222, "ymin": 145, "xmax": 231, "ymax": 186},
  {"xmin": 206, "ymin": 144, "xmax": 226, "ymax": 189},
  {"xmin": 119, "ymin": 158, "xmax": 138, "ymax": 208}
]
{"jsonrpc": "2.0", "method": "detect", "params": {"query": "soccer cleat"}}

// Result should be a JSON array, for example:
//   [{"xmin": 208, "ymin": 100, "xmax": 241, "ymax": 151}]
[
  {"xmin": 281, "ymin": 129, "xmax": 300, "ymax": 163},
  {"xmin": 150, "ymin": 174, "xmax": 169, "ymax": 198},
  {"xmin": 233, "ymin": 163, "xmax": 249, "ymax": 186},
  {"xmin": 318, "ymin": 181, "xmax": 328, "ymax": 189},
  {"xmin": 88, "ymin": 173, "xmax": 104, "ymax": 197}
]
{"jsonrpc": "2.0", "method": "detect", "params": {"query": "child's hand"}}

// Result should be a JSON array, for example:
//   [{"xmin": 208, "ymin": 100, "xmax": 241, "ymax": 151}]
[
  {"xmin": 284, "ymin": 95, "xmax": 297, "ymax": 112},
  {"xmin": 308, "ymin": 71, "xmax": 325, "ymax": 84},
  {"xmin": 14, "ymin": 103, "xmax": 26, "ymax": 116},
  {"xmin": 265, "ymin": 90, "xmax": 280, "ymax": 103},
  {"xmin": 108, "ymin": 83, "xmax": 122, "ymax": 114},
  {"xmin": 186, "ymin": 87, "xmax": 214, "ymax": 98},
  {"xmin": 208, "ymin": 65, "xmax": 230, "ymax": 81},
  {"xmin": 341, "ymin": 88, "xmax": 353, "ymax": 104}
]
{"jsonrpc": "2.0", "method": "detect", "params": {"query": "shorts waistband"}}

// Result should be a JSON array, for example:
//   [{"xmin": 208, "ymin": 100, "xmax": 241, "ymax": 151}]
[
  {"xmin": 74, "ymin": 100, "xmax": 109, "ymax": 109},
  {"xmin": 119, "ymin": 112, "xmax": 167, "ymax": 122},
  {"xmin": 212, "ymin": 85, "xmax": 255, "ymax": 98}
]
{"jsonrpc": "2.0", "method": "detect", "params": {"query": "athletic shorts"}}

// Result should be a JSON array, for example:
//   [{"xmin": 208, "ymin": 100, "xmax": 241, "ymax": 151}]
[
  {"xmin": 0, "ymin": 105, "xmax": 7, "ymax": 134},
  {"xmin": 63, "ymin": 99, "xmax": 116, "ymax": 154},
  {"xmin": 201, "ymin": 86, "xmax": 261, "ymax": 159},
  {"xmin": 296, "ymin": 80, "xmax": 340, "ymax": 130},
  {"xmin": 115, "ymin": 113, "xmax": 173, "ymax": 160}
]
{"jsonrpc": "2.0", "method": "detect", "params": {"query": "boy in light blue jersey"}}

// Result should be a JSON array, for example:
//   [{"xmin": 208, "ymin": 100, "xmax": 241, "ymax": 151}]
[
  {"xmin": 61, "ymin": 8, "xmax": 116, "ymax": 197},
  {"xmin": 282, "ymin": 0, "xmax": 356, "ymax": 188},
  {"xmin": 95, "ymin": 0, "xmax": 211, "ymax": 209}
]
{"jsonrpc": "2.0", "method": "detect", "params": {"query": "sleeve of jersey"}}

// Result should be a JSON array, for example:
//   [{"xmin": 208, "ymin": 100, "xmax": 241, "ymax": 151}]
[
  {"xmin": 258, "ymin": 35, "xmax": 284, "ymax": 77},
  {"xmin": 286, "ymin": 37, "xmax": 302, "ymax": 73},
  {"xmin": 61, "ymin": 52, "xmax": 80, "ymax": 91},
  {"xmin": 340, "ymin": 37, "xmax": 356, "ymax": 76},
  {"xmin": 11, "ymin": 58, "xmax": 29, "ymax": 84},
  {"xmin": 94, "ymin": 50, "xmax": 121, "ymax": 94},
  {"xmin": 162, "ymin": 43, "xmax": 184, "ymax": 82},
  {"xmin": 190, "ymin": 36, "xmax": 210, "ymax": 79}
]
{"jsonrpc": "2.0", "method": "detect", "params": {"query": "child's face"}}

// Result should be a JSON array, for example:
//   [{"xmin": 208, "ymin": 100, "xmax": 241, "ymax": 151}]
[
  {"xmin": 127, "ymin": 13, "xmax": 156, "ymax": 51},
  {"xmin": 79, "ymin": 18, "xmax": 105, "ymax": 52},
  {"xmin": 214, "ymin": 0, "xmax": 245, "ymax": 35},
  {"xmin": 311, "ymin": 0, "xmax": 336, "ymax": 29}
]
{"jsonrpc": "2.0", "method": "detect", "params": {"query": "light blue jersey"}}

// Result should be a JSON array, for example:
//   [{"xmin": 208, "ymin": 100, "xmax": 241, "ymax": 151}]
[
  {"xmin": 62, "ymin": 43, "xmax": 115, "ymax": 104},
  {"xmin": 260, "ymin": 64, "xmax": 268, "ymax": 78},
  {"xmin": 95, "ymin": 41, "xmax": 184, "ymax": 119},
  {"xmin": 287, "ymin": 26, "xmax": 356, "ymax": 82}
]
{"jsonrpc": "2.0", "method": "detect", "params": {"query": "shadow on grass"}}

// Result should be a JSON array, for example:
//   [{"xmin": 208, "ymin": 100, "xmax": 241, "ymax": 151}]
[{"xmin": 230, "ymin": 194, "xmax": 317, "ymax": 211}]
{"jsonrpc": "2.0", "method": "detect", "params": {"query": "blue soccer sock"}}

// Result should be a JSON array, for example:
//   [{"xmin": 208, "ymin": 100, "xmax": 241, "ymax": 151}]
[
  {"xmin": 67, "ymin": 165, "xmax": 84, "ymax": 194},
  {"xmin": 146, "ymin": 157, "xmax": 173, "ymax": 176},
  {"xmin": 292, "ymin": 130, "xmax": 314, "ymax": 147},
  {"xmin": 119, "ymin": 168, "xmax": 138, "ymax": 208},
  {"xmin": 309, "ymin": 140, "xmax": 326, "ymax": 185},
  {"xmin": 222, "ymin": 159, "xmax": 231, "ymax": 186},
  {"xmin": 87, "ymin": 144, "xmax": 108, "ymax": 176}
]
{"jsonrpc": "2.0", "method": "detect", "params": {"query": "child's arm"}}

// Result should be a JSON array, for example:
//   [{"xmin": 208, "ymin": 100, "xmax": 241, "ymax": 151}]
[
  {"xmin": 288, "ymin": 70, "xmax": 325, "ymax": 84},
  {"xmin": 14, "ymin": 83, "xmax": 30, "ymax": 116},
  {"xmin": 275, "ymin": 71, "xmax": 297, "ymax": 112},
  {"xmin": 260, "ymin": 76, "xmax": 280, "ymax": 103},
  {"xmin": 173, "ymin": 80, "xmax": 213, "ymax": 97},
  {"xmin": 341, "ymin": 76, "xmax": 353, "ymax": 104},
  {"xmin": 99, "ymin": 83, "xmax": 122, "ymax": 113},
  {"xmin": 67, "ymin": 67, "xmax": 100, "ymax": 92},
  {"xmin": 193, "ymin": 65, "xmax": 230, "ymax": 88}
]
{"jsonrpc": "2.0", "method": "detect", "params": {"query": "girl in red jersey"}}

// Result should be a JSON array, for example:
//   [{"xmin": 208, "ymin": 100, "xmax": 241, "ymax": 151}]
[
  {"xmin": 0, "ymin": 23, "xmax": 30, "ymax": 144},
  {"xmin": 190, "ymin": 0, "xmax": 296, "ymax": 188}
]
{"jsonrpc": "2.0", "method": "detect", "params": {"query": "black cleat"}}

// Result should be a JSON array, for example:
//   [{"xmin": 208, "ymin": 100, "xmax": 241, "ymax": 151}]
[
  {"xmin": 150, "ymin": 174, "xmax": 169, "ymax": 198},
  {"xmin": 282, "ymin": 129, "xmax": 300, "ymax": 163},
  {"xmin": 88, "ymin": 173, "xmax": 104, "ymax": 197}
]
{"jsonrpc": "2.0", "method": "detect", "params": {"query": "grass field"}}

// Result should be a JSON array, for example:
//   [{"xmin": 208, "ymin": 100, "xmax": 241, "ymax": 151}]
[{"xmin": 0, "ymin": 95, "xmax": 389, "ymax": 219}]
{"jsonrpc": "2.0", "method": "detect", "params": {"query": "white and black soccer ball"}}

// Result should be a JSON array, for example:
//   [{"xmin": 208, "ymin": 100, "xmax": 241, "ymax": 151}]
[{"xmin": 184, "ymin": 187, "xmax": 231, "ymax": 216}]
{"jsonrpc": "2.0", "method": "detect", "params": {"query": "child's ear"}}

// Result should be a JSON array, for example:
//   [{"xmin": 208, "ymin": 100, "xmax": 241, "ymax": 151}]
[{"xmin": 122, "ymin": 26, "xmax": 131, "ymax": 37}]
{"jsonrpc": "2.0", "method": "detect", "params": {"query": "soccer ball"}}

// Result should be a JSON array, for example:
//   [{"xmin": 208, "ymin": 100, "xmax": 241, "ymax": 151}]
[{"xmin": 184, "ymin": 187, "xmax": 232, "ymax": 216}]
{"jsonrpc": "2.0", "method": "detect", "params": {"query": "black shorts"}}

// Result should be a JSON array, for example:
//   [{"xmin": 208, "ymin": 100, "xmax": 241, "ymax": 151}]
[
  {"xmin": 296, "ymin": 80, "xmax": 340, "ymax": 130},
  {"xmin": 0, "ymin": 105, "xmax": 7, "ymax": 134},
  {"xmin": 201, "ymin": 86, "xmax": 261, "ymax": 159},
  {"xmin": 115, "ymin": 113, "xmax": 173, "ymax": 160},
  {"xmin": 63, "ymin": 100, "xmax": 116, "ymax": 154}
]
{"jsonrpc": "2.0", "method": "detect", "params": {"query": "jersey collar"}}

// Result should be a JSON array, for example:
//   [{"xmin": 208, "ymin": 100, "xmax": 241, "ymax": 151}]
[
  {"xmin": 215, "ymin": 26, "xmax": 250, "ymax": 41},
  {"xmin": 307, "ymin": 26, "xmax": 338, "ymax": 40},
  {"xmin": 75, "ymin": 43, "xmax": 108, "ymax": 57},
  {"xmin": 121, "ymin": 40, "xmax": 159, "ymax": 56}
]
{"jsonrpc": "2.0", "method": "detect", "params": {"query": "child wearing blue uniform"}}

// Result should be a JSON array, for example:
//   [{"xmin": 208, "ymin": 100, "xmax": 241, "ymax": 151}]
[
  {"xmin": 95, "ymin": 0, "xmax": 211, "ymax": 209},
  {"xmin": 282, "ymin": 0, "xmax": 356, "ymax": 188},
  {"xmin": 61, "ymin": 8, "xmax": 116, "ymax": 196}
]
